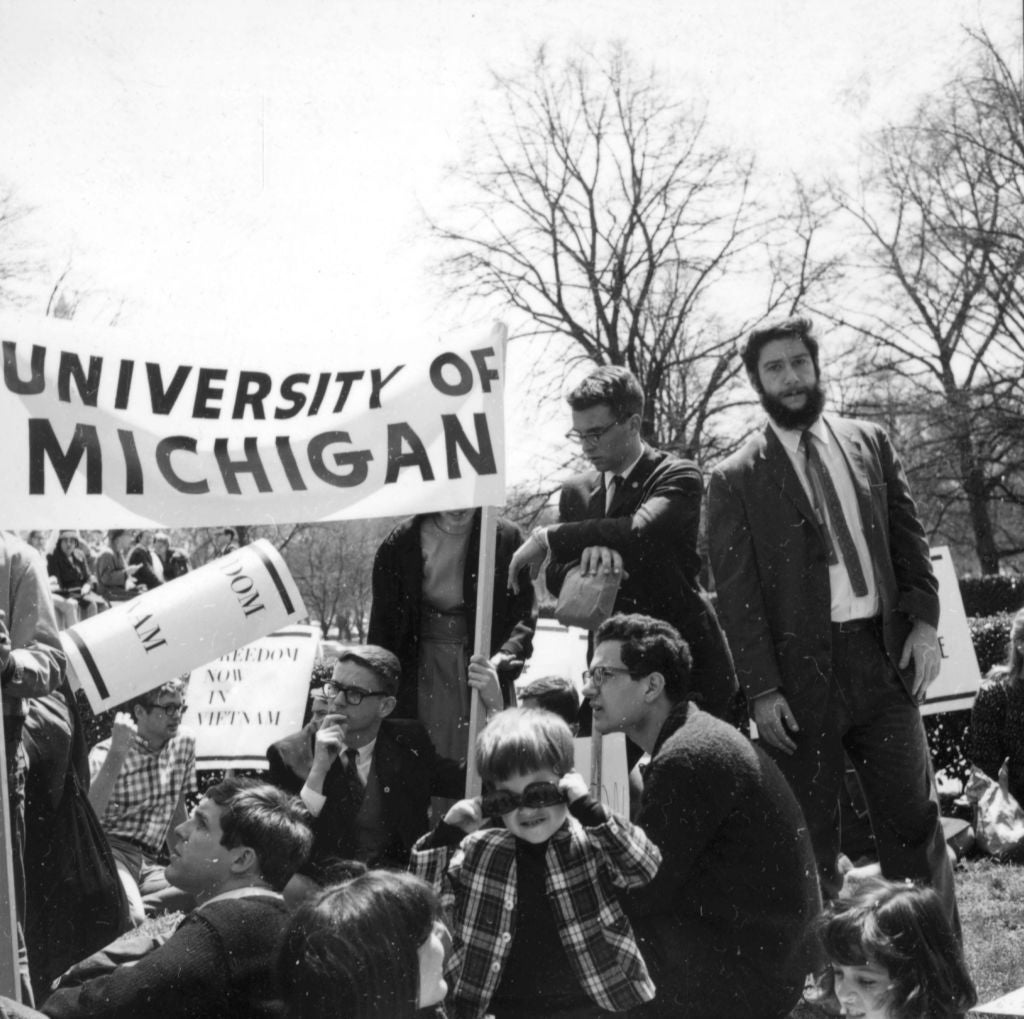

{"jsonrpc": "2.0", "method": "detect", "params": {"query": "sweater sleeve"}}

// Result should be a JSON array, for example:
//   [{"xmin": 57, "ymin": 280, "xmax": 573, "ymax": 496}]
[{"xmin": 43, "ymin": 914, "xmax": 229, "ymax": 1019}]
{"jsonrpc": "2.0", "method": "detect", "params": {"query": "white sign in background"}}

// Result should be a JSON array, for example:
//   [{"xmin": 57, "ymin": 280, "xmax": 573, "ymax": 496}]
[
  {"xmin": 62, "ymin": 540, "xmax": 307, "ymax": 712},
  {"xmin": 190, "ymin": 625, "xmax": 320, "ymax": 771}
]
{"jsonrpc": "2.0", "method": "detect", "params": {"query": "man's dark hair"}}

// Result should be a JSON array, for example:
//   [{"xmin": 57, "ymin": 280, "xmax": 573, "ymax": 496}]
[
  {"xmin": 519, "ymin": 675, "xmax": 580, "ymax": 728},
  {"xmin": 741, "ymin": 316, "xmax": 821, "ymax": 386},
  {"xmin": 335, "ymin": 645, "xmax": 402, "ymax": 697},
  {"xmin": 566, "ymin": 365, "xmax": 644, "ymax": 421},
  {"xmin": 107, "ymin": 528, "xmax": 127, "ymax": 545},
  {"xmin": 222, "ymin": 527, "xmax": 237, "ymax": 541},
  {"xmin": 594, "ymin": 613, "xmax": 693, "ymax": 704},
  {"xmin": 127, "ymin": 677, "xmax": 186, "ymax": 718},
  {"xmin": 205, "ymin": 777, "xmax": 313, "ymax": 890}
]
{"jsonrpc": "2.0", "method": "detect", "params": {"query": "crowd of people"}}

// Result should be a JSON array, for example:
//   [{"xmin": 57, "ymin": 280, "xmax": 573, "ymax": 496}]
[{"xmin": 0, "ymin": 314, "xmax": 1000, "ymax": 1017}]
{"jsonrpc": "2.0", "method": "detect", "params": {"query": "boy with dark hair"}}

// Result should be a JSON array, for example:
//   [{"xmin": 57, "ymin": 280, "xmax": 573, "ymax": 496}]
[
  {"xmin": 411, "ymin": 708, "xmax": 660, "ymax": 1019},
  {"xmin": 518, "ymin": 675, "xmax": 580, "ymax": 732}
]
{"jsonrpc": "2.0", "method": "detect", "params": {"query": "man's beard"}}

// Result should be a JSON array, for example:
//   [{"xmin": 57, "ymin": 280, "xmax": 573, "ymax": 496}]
[{"xmin": 760, "ymin": 380, "xmax": 826, "ymax": 430}]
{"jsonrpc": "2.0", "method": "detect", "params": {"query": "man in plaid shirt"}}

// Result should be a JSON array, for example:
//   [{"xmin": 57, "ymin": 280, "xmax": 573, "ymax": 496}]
[
  {"xmin": 411, "ymin": 708, "xmax": 660, "ymax": 1019},
  {"xmin": 88, "ymin": 678, "xmax": 197, "ymax": 926}
]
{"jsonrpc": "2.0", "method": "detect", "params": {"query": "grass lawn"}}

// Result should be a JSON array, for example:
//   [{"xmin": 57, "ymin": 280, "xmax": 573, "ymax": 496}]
[{"xmin": 790, "ymin": 856, "xmax": 1024, "ymax": 1017}]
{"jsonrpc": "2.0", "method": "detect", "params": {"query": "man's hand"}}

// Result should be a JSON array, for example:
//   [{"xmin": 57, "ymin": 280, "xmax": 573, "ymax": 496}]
[
  {"xmin": 444, "ymin": 797, "xmax": 485, "ymax": 833},
  {"xmin": 899, "ymin": 620, "xmax": 941, "ymax": 702},
  {"xmin": 109, "ymin": 712, "xmax": 138, "ymax": 756},
  {"xmin": 558, "ymin": 770, "xmax": 589, "ymax": 804},
  {"xmin": 579, "ymin": 545, "xmax": 626, "ymax": 578},
  {"xmin": 312, "ymin": 713, "xmax": 348, "ymax": 766},
  {"xmin": 752, "ymin": 691, "xmax": 800, "ymax": 755},
  {"xmin": 507, "ymin": 530, "xmax": 548, "ymax": 594},
  {"xmin": 468, "ymin": 654, "xmax": 504, "ymax": 715}
]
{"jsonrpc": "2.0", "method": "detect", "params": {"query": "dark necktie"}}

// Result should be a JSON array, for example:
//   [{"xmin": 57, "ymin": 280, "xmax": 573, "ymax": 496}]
[
  {"xmin": 606, "ymin": 475, "xmax": 623, "ymax": 515},
  {"xmin": 800, "ymin": 431, "xmax": 869, "ymax": 597},
  {"xmin": 344, "ymin": 747, "xmax": 365, "ymax": 808}
]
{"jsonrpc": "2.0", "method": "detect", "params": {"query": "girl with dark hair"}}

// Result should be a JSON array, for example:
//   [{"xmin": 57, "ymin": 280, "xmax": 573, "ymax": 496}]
[
  {"xmin": 819, "ymin": 877, "xmax": 976, "ymax": 1019},
  {"xmin": 277, "ymin": 870, "xmax": 447, "ymax": 1019}
]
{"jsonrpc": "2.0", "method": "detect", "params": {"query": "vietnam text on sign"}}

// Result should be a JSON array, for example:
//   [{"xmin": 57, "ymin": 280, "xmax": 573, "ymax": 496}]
[
  {"xmin": 191, "ymin": 625, "xmax": 319, "ymax": 771},
  {"xmin": 1, "ymin": 313, "xmax": 507, "ymax": 528},
  {"xmin": 62, "ymin": 540, "xmax": 307, "ymax": 712}
]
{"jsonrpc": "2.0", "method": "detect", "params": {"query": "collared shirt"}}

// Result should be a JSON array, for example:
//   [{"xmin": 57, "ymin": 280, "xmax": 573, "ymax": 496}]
[
  {"xmin": 603, "ymin": 448, "xmax": 644, "ymax": 512},
  {"xmin": 768, "ymin": 415, "xmax": 880, "ymax": 622},
  {"xmin": 411, "ymin": 809, "xmax": 660, "ymax": 1018},
  {"xmin": 197, "ymin": 886, "xmax": 284, "ymax": 911},
  {"xmin": 300, "ymin": 737, "xmax": 377, "ymax": 817},
  {"xmin": 89, "ymin": 730, "xmax": 197, "ymax": 857}
]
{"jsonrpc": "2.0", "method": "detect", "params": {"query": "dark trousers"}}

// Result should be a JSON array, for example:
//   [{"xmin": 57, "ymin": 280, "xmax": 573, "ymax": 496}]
[
  {"xmin": 4, "ymin": 718, "xmax": 32, "ymax": 1006},
  {"xmin": 763, "ymin": 625, "xmax": 958, "ymax": 932}
]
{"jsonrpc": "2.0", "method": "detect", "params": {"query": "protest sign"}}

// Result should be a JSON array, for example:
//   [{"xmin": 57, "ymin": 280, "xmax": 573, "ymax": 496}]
[
  {"xmin": 62, "ymin": 540, "xmax": 307, "ymax": 712},
  {"xmin": 573, "ymin": 732, "xmax": 630, "ymax": 816},
  {"xmin": 0, "ymin": 312, "xmax": 507, "ymax": 528},
  {"xmin": 920, "ymin": 545, "xmax": 983, "ymax": 715},
  {"xmin": 190, "ymin": 625, "xmax": 319, "ymax": 770}
]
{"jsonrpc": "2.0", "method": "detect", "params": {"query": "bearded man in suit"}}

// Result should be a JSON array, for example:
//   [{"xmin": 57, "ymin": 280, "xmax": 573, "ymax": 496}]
[{"xmin": 707, "ymin": 315, "xmax": 956, "ymax": 928}]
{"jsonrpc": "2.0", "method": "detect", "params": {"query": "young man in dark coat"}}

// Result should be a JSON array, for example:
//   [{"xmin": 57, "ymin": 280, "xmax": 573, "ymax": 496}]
[{"xmin": 583, "ymin": 613, "xmax": 820, "ymax": 1019}]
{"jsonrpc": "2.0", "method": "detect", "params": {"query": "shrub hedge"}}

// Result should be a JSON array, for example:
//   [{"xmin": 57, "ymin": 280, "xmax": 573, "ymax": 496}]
[{"xmin": 959, "ymin": 574, "xmax": 1024, "ymax": 618}]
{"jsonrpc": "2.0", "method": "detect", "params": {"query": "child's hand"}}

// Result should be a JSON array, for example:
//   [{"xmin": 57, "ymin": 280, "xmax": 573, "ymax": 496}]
[
  {"xmin": 444, "ymin": 797, "xmax": 485, "ymax": 833},
  {"xmin": 467, "ymin": 654, "xmax": 503, "ymax": 715},
  {"xmin": 558, "ymin": 771, "xmax": 590, "ymax": 804}
]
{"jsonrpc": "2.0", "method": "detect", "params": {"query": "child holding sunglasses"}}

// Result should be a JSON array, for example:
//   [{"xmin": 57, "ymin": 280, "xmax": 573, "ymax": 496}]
[{"xmin": 410, "ymin": 707, "xmax": 661, "ymax": 1019}]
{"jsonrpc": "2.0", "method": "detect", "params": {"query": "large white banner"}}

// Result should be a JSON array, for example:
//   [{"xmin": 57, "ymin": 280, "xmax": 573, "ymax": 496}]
[
  {"xmin": 0, "ymin": 312, "xmax": 507, "ymax": 528},
  {"xmin": 62, "ymin": 540, "xmax": 307, "ymax": 712},
  {"xmin": 190, "ymin": 625, "xmax": 320, "ymax": 771}
]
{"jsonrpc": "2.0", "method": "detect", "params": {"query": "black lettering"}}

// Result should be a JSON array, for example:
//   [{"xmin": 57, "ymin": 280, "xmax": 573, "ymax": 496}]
[
  {"xmin": 274, "ymin": 374, "xmax": 308, "ymax": 419},
  {"xmin": 430, "ymin": 352, "xmax": 473, "ymax": 396},
  {"xmin": 3, "ymin": 342, "xmax": 45, "ymax": 395},
  {"xmin": 193, "ymin": 368, "xmax": 228, "ymax": 419},
  {"xmin": 370, "ymin": 365, "xmax": 403, "ymax": 408},
  {"xmin": 114, "ymin": 359, "xmax": 134, "ymax": 410},
  {"xmin": 28, "ymin": 419, "xmax": 101, "ymax": 494},
  {"xmin": 155, "ymin": 436, "xmax": 210, "ymax": 495},
  {"xmin": 214, "ymin": 438, "xmax": 272, "ymax": 494},
  {"xmin": 231, "ymin": 371, "xmax": 272, "ymax": 420},
  {"xmin": 307, "ymin": 373, "xmax": 331, "ymax": 416},
  {"xmin": 57, "ymin": 351, "xmax": 102, "ymax": 406},
  {"xmin": 117, "ymin": 428, "xmax": 144, "ymax": 494},
  {"xmin": 331, "ymin": 371, "xmax": 365, "ymax": 414},
  {"xmin": 307, "ymin": 431, "xmax": 372, "ymax": 488},
  {"xmin": 385, "ymin": 422, "xmax": 434, "ymax": 483},
  {"xmin": 275, "ymin": 436, "xmax": 307, "ymax": 490},
  {"xmin": 146, "ymin": 362, "xmax": 192, "ymax": 414},
  {"xmin": 442, "ymin": 413, "xmax": 497, "ymax": 478},
  {"xmin": 471, "ymin": 346, "xmax": 500, "ymax": 392}
]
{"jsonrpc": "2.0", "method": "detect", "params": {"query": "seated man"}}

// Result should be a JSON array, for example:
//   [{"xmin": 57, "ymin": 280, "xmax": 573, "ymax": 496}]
[
  {"xmin": 37, "ymin": 779, "xmax": 311, "ymax": 1019},
  {"xmin": 88, "ymin": 680, "xmax": 196, "ymax": 925},
  {"xmin": 584, "ymin": 613, "xmax": 821, "ymax": 1019},
  {"xmin": 297, "ymin": 646, "xmax": 469, "ymax": 883}
]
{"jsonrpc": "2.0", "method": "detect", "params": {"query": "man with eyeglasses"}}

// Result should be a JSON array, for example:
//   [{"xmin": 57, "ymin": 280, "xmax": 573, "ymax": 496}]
[
  {"xmin": 88, "ymin": 678, "xmax": 196, "ymax": 926},
  {"xmin": 294, "ymin": 647, "xmax": 472, "ymax": 886},
  {"xmin": 583, "ymin": 613, "xmax": 820, "ymax": 1019},
  {"xmin": 508, "ymin": 365, "xmax": 738, "ymax": 724}
]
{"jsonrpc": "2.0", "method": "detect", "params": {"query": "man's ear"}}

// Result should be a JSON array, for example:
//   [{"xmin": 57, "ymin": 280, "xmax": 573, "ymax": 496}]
[
  {"xmin": 229, "ymin": 844, "xmax": 258, "ymax": 875},
  {"xmin": 643, "ymin": 671, "xmax": 666, "ymax": 702},
  {"xmin": 379, "ymin": 695, "xmax": 397, "ymax": 720}
]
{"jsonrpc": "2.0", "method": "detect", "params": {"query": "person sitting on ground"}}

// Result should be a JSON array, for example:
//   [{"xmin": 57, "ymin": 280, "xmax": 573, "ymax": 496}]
[
  {"xmin": 46, "ymin": 531, "xmax": 107, "ymax": 626},
  {"xmin": 971, "ymin": 606, "xmax": 1024, "ymax": 805},
  {"xmin": 817, "ymin": 876, "xmax": 976, "ymax": 1019},
  {"xmin": 127, "ymin": 531, "xmax": 163, "ymax": 590},
  {"xmin": 88, "ymin": 679, "xmax": 196, "ymax": 925},
  {"xmin": 153, "ymin": 532, "xmax": 191, "ymax": 582},
  {"xmin": 411, "ymin": 707, "xmax": 661, "ymax": 1019},
  {"xmin": 277, "ymin": 870, "xmax": 448, "ymax": 1019},
  {"xmin": 94, "ymin": 531, "xmax": 144, "ymax": 603},
  {"xmin": 27, "ymin": 531, "xmax": 76, "ymax": 631},
  {"xmin": 517, "ymin": 675, "xmax": 580, "ymax": 733},
  {"xmin": 39, "ymin": 778, "xmax": 313, "ymax": 1019}
]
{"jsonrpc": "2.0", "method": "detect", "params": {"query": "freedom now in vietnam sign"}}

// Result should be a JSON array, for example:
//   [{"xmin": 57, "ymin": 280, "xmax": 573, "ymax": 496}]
[{"xmin": 0, "ymin": 312, "xmax": 507, "ymax": 529}]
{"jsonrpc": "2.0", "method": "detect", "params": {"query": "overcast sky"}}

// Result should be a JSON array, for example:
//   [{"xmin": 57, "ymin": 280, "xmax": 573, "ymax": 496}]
[{"xmin": 0, "ymin": 0, "xmax": 1018, "ymax": 482}]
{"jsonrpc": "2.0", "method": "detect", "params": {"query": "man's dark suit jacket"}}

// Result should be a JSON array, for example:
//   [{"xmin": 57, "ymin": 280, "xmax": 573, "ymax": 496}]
[
  {"xmin": 545, "ymin": 446, "xmax": 738, "ymax": 722},
  {"xmin": 309, "ymin": 718, "xmax": 464, "ymax": 871},
  {"xmin": 265, "ymin": 724, "xmax": 317, "ymax": 797},
  {"xmin": 368, "ymin": 511, "xmax": 536, "ymax": 716},
  {"xmin": 127, "ymin": 544, "xmax": 162, "ymax": 590},
  {"xmin": 707, "ymin": 416, "xmax": 940, "ymax": 727}
]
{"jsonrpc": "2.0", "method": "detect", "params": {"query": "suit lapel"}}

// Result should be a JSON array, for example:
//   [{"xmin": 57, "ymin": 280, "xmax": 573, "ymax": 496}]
[
  {"xmin": 608, "ymin": 447, "xmax": 657, "ymax": 517},
  {"xmin": 761, "ymin": 426, "xmax": 817, "ymax": 526}
]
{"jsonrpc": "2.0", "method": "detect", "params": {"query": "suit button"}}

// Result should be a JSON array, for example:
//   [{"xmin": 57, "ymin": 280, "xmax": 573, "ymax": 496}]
[
  {"xmin": 491, "ymin": 962, "xmax": 501, "ymax": 973},
  {"xmin": 383, "ymin": 786, "xmax": 390, "ymax": 794}
]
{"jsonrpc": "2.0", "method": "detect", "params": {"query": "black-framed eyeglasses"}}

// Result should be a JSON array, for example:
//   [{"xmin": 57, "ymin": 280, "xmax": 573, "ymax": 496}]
[
  {"xmin": 147, "ymin": 702, "xmax": 188, "ymax": 718},
  {"xmin": 581, "ymin": 666, "xmax": 637, "ymax": 688},
  {"xmin": 564, "ymin": 419, "xmax": 622, "ymax": 447},
  {"xmin": 481, "ymin": 781, "xmax": 566, "ymax": 817},
  {"xmin": 321, "ymin": 682, "xmax": 389, "ymax": 706}
]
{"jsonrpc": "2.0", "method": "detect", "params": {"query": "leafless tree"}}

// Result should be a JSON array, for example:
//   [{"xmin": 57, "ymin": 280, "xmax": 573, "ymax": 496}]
[
  {"xmin": 831, "ymin": 30, "xmax": 1024, "ymax": 573},
  {"xmin": 433, "ymin": 45, "xmax": 832, "ymax": 466}
]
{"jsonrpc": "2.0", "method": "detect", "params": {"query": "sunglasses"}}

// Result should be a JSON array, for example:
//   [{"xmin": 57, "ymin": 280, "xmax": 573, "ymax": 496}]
[{"xmin": 481, "ymin": 781, "xmax": 566, "ymax": 817}]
